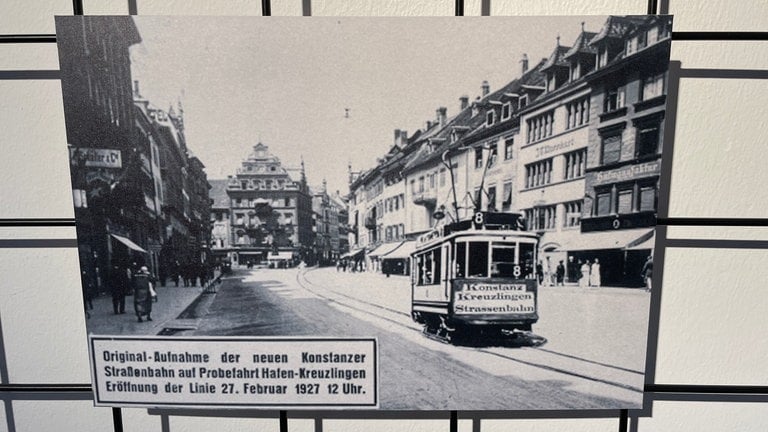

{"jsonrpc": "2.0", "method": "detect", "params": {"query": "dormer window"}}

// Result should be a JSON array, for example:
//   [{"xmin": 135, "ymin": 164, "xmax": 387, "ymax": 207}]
[
  {"xmin": 518, "ymin": 95, "xmax": 528, "ymax": 109},
  {"xmin": 486, "ymin": 110, "xmax": 495, "ymax": 127},
  {"xmin": 501, "ymin": 102, "xmax": 511, "ymax": 120},
  {"xmin": 597, "ymin": 46, "xmax": 608, "ymax": 68}
]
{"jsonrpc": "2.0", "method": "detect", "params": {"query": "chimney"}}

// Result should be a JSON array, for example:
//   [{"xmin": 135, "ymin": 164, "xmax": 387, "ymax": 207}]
[
  {"xmin": 400, "ymin": 130, "xmax": 408, "ymax": 144},
  {"xmin": 482, "ymin": 80, "xmax": 490, "ymax": 97},
  {"xmin": 436, "ymin": 107, "xmax": 447, "ymax": 128},
  {"xmin": 426, "ymin": 120, "xmax": 433, "ymax": 130},
  {"xmin": 394, "ymin": 128, "xmax": 402, "ymax": 146},
  {"xmin": 521, "ymin": 53, "xmax": 529, "ymax": 74},
  {"xmin": 460, "ymin": 95, "xmax": 469, "ymax": 110},
  {"xmin": 133, "ymin": 80, "xmax": 140, "ymax": 98}
]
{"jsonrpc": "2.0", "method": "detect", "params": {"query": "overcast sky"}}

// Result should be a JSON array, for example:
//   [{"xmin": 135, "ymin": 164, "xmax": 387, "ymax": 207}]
[{"xmin": 130, "ymin": 16, "xmax": 608, "ymax": 194}]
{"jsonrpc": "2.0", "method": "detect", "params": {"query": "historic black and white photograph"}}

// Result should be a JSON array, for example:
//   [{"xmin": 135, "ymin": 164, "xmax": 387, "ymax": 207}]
[{"xmin": 57, "ymin": 15, "xmax": 671, "ymax": 410}]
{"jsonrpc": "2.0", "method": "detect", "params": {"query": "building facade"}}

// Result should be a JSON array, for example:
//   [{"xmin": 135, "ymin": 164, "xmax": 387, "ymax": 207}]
[
  {"xmin": 580, "ymin": 16, "xmax": 671, "ymax": 286},
  {"xmin": 225, "ymin": 143, "xmax": 313, "ymax": 266},
  {"xmin": 345, "ymin": 15, "xmax": 667, "ymax": 287},
  {"xmin": 58, "ymin": 16, "xmax": 144, "ymax": 292}
]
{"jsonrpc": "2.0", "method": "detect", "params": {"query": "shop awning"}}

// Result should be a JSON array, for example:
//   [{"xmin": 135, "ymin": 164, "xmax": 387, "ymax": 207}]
[
  {"xmin": 111, "ymin": 234, "xmax": 148, "ymax": 254},
  {"xmin": 340, "ymin": 248, "xmax": 365, "ymax": 259},
  {"xmin": 565, "ymin": 228, "xmax": 654, "ymax": 252},
  {"xmin": 626, "ymin": 231, "xmax": 656, "ymax": 250},
  {"xmin": 369, "ymin": 241, "xmax": 404, "ymax": 258},
  {"xmin": 382, "ymin": 240, "xmax": 417, "ymax": 259},
  {"xmin": 267, "ymin": 252, "xmax": 294, "ymax": 260}
]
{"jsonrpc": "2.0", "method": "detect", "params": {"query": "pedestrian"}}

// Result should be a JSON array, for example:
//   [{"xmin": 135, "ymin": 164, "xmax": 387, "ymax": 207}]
[
  {"xmin": 590, "ymin": 258, "xmax": 601, "ymax": 287},
  {"xmin": 579, "ymin": 260, "xmax": 590, "ymax": 288},
  {"xmin": 81, "ymin": 269, "xmax": 94, "ymax": 319},
  {"xmin": 536, "ymin": 261, "xmax": 543, "ymax": 284},
  {"xmin": 133, "ymin": 266, "xmax": 154, "ymax": 322},
  {"xmin": 109, "ymin": 264, "xmax": 128, "ymax": 314},
  {"xmin": 641, "ymin": 255, "xmax": 653, "ymax": 292},
  {"xmin": 556, "ymin": 260, "xmax": 565, "ymax": 286}
]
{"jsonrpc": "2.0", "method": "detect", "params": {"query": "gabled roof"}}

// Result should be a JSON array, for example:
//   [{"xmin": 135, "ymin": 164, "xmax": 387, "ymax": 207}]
[
  {"xmin": 541, "ymin": 45, "xmax": 571, "ymax": 71},
  {"xmin": 209, "ymin": 179, "xmax": 230, "ymax": 209},
  {"xmin": 589, "ymin": 15, "xmax": 646, "ymax": 45},
  {"xmin": 564, "ymin": 31, "xmax": 598, "ymax": 59}
]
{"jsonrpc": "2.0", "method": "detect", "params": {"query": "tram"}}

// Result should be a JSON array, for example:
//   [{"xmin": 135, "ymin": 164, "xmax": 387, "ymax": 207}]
[{"xmin": 410, "ymin": 211, "xmax": 540, "ymax": 343}]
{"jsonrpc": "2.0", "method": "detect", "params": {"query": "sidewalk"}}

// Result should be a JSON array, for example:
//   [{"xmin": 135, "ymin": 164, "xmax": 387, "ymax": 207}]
[{"xmin": 83, "ymin": 283, "xmax": 206, "ymax": 336}]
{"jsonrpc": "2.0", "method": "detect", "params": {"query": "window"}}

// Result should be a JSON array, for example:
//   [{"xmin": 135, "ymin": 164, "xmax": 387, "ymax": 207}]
[
  {"xmin": 502, "ymin": 182, "xmax": 513, "ymax": 210},
  {"xmin": 596, "ymin": 192, "xmax": 611, "ymax": 216},
  {"xmin": 504, "ymin": 137, "xmax": 514, "ymax": 160},
  {"xmin": 491, "ymin": 242, "xmax": 516, "ymax": 277},
  {"xmin": 417, "ymin": 248, "xmax": 442, "ymax": 285},
  {"xmin": 641, "ymin": 73, "xmax": 665, "ymax": 101},
  {"xmin": 487, "ymin": 143, "xmax": 498, "ymax": 168},
  {"xmin": 486, "ymin": 110, "xmax": 495, "ymax": 126},
  {"xmin": 467, "ymin": 242, "xmax": 489, "ymax": 278},
  {"xmin": 439, "ymin": 169, "xmax": 446, "ymax": 187},
  {"xmin": 474, "ymin": 147, "xmax": 483, "ymax": 169},
  {"xmin": 284, "ymin": 197, "xmax": 291, "ymax": 207},
  {"xmin": 525, "ymin": 158, "xmax": 553, "ymax": 188},
  {"xmin": 617, "ymin": 188, "xmax": 633, "ymax": 214},
  {"xmin": 518, "ymin": 95, "xmax": 528, "ymax": 109},
  {"xmin": 410, "ymin": 179, "xmax": 416, "ymax": 194},
  {"xmin": 418, "ymin": 176, "xmax": 425, "ymax": 193},
  {"xmin": 564, "ymin": 200, "xmax": 582, "ymax": 227},
  {"xmin": 566, "ymin": 96, "xmax": 590, "ymax": 129},
  {"xmin": 601, "ymin": 133, "xmax": 622, "ymax": 165},
  {"xmin": 429, "ymin": 173, "xmax": 435, "ymax": 189},
  {"xmin": 526, "ymin": 110, "xmax": 555, "ymax": 143},
  {"xmin": 636, "ymin": 123, "xmax": 660, "ymax": 158},
  {"xmin": 564, "ymin": 149, "xmax": 586, "ymax": 180},
  {"xmin": 640, "ymin": 185, "xmax": 656, "ymax": 211},
  {"xmin": 604, "ymin": 86, "xmax": 625, "ymax": 112},
  {"xmin": 455, "ymin": 242, "xmax": 466, "ymax": 278},
  {"xmin": 240, "ymin": 181, "xmax": 247, "ymax": 189},
  {"xmin": 647, "ymin": 26, "xmax": 658, "ymax": 45},
  {"xmin": 637, "ymin": 31, "xmax": 648, "ymax": 50},
  {"xmin": 524, "ymin": 205, "xmax": 557, "ymax": 231},
  {"xmin": 501, "ymin": 102, "xmax": 511, "ymax": 120},
  {"xmin": 487, "ymin": 186, "xmax": 497, "ymax": 211}
]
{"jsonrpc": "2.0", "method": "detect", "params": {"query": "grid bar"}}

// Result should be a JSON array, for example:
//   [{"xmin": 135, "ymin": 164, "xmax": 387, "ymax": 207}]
[
  {"xmin": 72, "ymin": 0, "xmax": 83, "ymax": 15},
  {"xmin": 0, "ymin": 219, "xmax": 76, "ymax": 227},
  {"xmin": 450, "ymin": 410, "xmax": 458, "ymax": 432},
  {"xmin": 112, "ymin": 408, "xmax": 124, "ymax": 432},
  {"xmin": 618, "ymin": 409, "xmax": 628, "ymax": 432},
  {"xmin": 658, "ymin": 217, "xmax": 768, "ymax": 227},
  {"xmin": 455, "ymin": 0, "xmax": 464, "ymax": 16},
  {"xmin": 262, "ymin": 0, "xmax": 271, "ymax": 16},
  {"xmin": 0, "ymin": 34, "xmax": 56, "ymax": 43},
  {"xmin": 673, "ymin": 31, "xmax": 768, "ymax": 41},
  {"xmin": 646, "ymin": 384, "xmax": 768, "ymax": 394},
  {"xmin": 0, "ymin": 384, "xmax": 91, "ymax": 392}
]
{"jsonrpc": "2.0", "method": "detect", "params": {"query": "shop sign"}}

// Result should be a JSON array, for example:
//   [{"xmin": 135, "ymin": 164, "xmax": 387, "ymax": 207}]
[
  {"xmin": 70, "ymin": 147, "xmax": 122, "ymax": 168},
  {"xmin": 594, "ymin": 160, "xmax": 660, "ymax": 186}
]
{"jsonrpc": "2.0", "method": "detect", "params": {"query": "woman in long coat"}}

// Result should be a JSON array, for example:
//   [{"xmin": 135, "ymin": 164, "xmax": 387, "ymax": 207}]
[{"xmin": 133, "ymin": 266, "xmax": 153, "ymax": 322}]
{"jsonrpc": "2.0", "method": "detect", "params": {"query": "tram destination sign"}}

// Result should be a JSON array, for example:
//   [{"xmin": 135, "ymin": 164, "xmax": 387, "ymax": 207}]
[
  {"xmin": 56, "ymin": 14, "xmax": 670, "ymax": 411},
  {"xmin": 453, "ymin": 280, "xmax": 536, "ymax": 316}
]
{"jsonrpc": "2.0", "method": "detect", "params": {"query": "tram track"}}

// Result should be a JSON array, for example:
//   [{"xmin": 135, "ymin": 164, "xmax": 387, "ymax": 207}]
[{"xmin": 295, "ymin": 267, "xmax": 644, "ymax": 395}]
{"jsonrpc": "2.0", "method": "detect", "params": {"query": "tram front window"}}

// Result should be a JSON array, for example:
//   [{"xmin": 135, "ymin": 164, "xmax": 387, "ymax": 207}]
[
  {"xmin": 520, "ymin": 242, "xmax": 536, "ymax": 279},
  {"xmin": 491, "ymin": 242, "xmax": 516, "ymax": 277},
  {"xmin": 468, "ymin": 242, "xmax": 489, "ymax": 278},
  {"xmin": 455, "ymin": 242, "xmax": 466, "ymax": 278}
]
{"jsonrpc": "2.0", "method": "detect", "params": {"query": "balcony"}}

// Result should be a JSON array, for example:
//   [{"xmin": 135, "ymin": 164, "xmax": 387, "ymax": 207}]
[{"xmin": 411, "ymin": 190, "xmax": 437, "ymax": 207}]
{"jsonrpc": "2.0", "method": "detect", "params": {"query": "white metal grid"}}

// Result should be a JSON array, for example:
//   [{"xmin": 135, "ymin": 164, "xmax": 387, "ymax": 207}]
[{"xmin": 0, "ymin": 0, "xmax": 767, "ymax": 431}]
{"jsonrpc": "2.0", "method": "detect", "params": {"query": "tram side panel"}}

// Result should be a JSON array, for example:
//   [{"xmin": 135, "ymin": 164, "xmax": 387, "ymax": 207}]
[{"xmin": 411, "ymin": 243, "xmax": 451, "ymax": 320}]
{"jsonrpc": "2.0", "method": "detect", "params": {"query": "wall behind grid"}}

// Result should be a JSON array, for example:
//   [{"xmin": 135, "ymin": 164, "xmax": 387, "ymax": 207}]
[{"xmin": 0, "ymin": 1, "xmax": 766, "ymax": 431}]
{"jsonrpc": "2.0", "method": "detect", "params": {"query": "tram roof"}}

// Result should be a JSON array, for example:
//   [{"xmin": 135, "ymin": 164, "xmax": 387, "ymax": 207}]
[{"xmin": 414, "ymin": 212, "xmax": 538, "ymax": 251}]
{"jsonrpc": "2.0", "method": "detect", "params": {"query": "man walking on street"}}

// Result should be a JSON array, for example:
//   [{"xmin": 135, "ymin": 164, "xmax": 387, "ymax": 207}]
[{"xmin": 110, "ymin": 264, "xmax": 128, "ymax": 314}]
